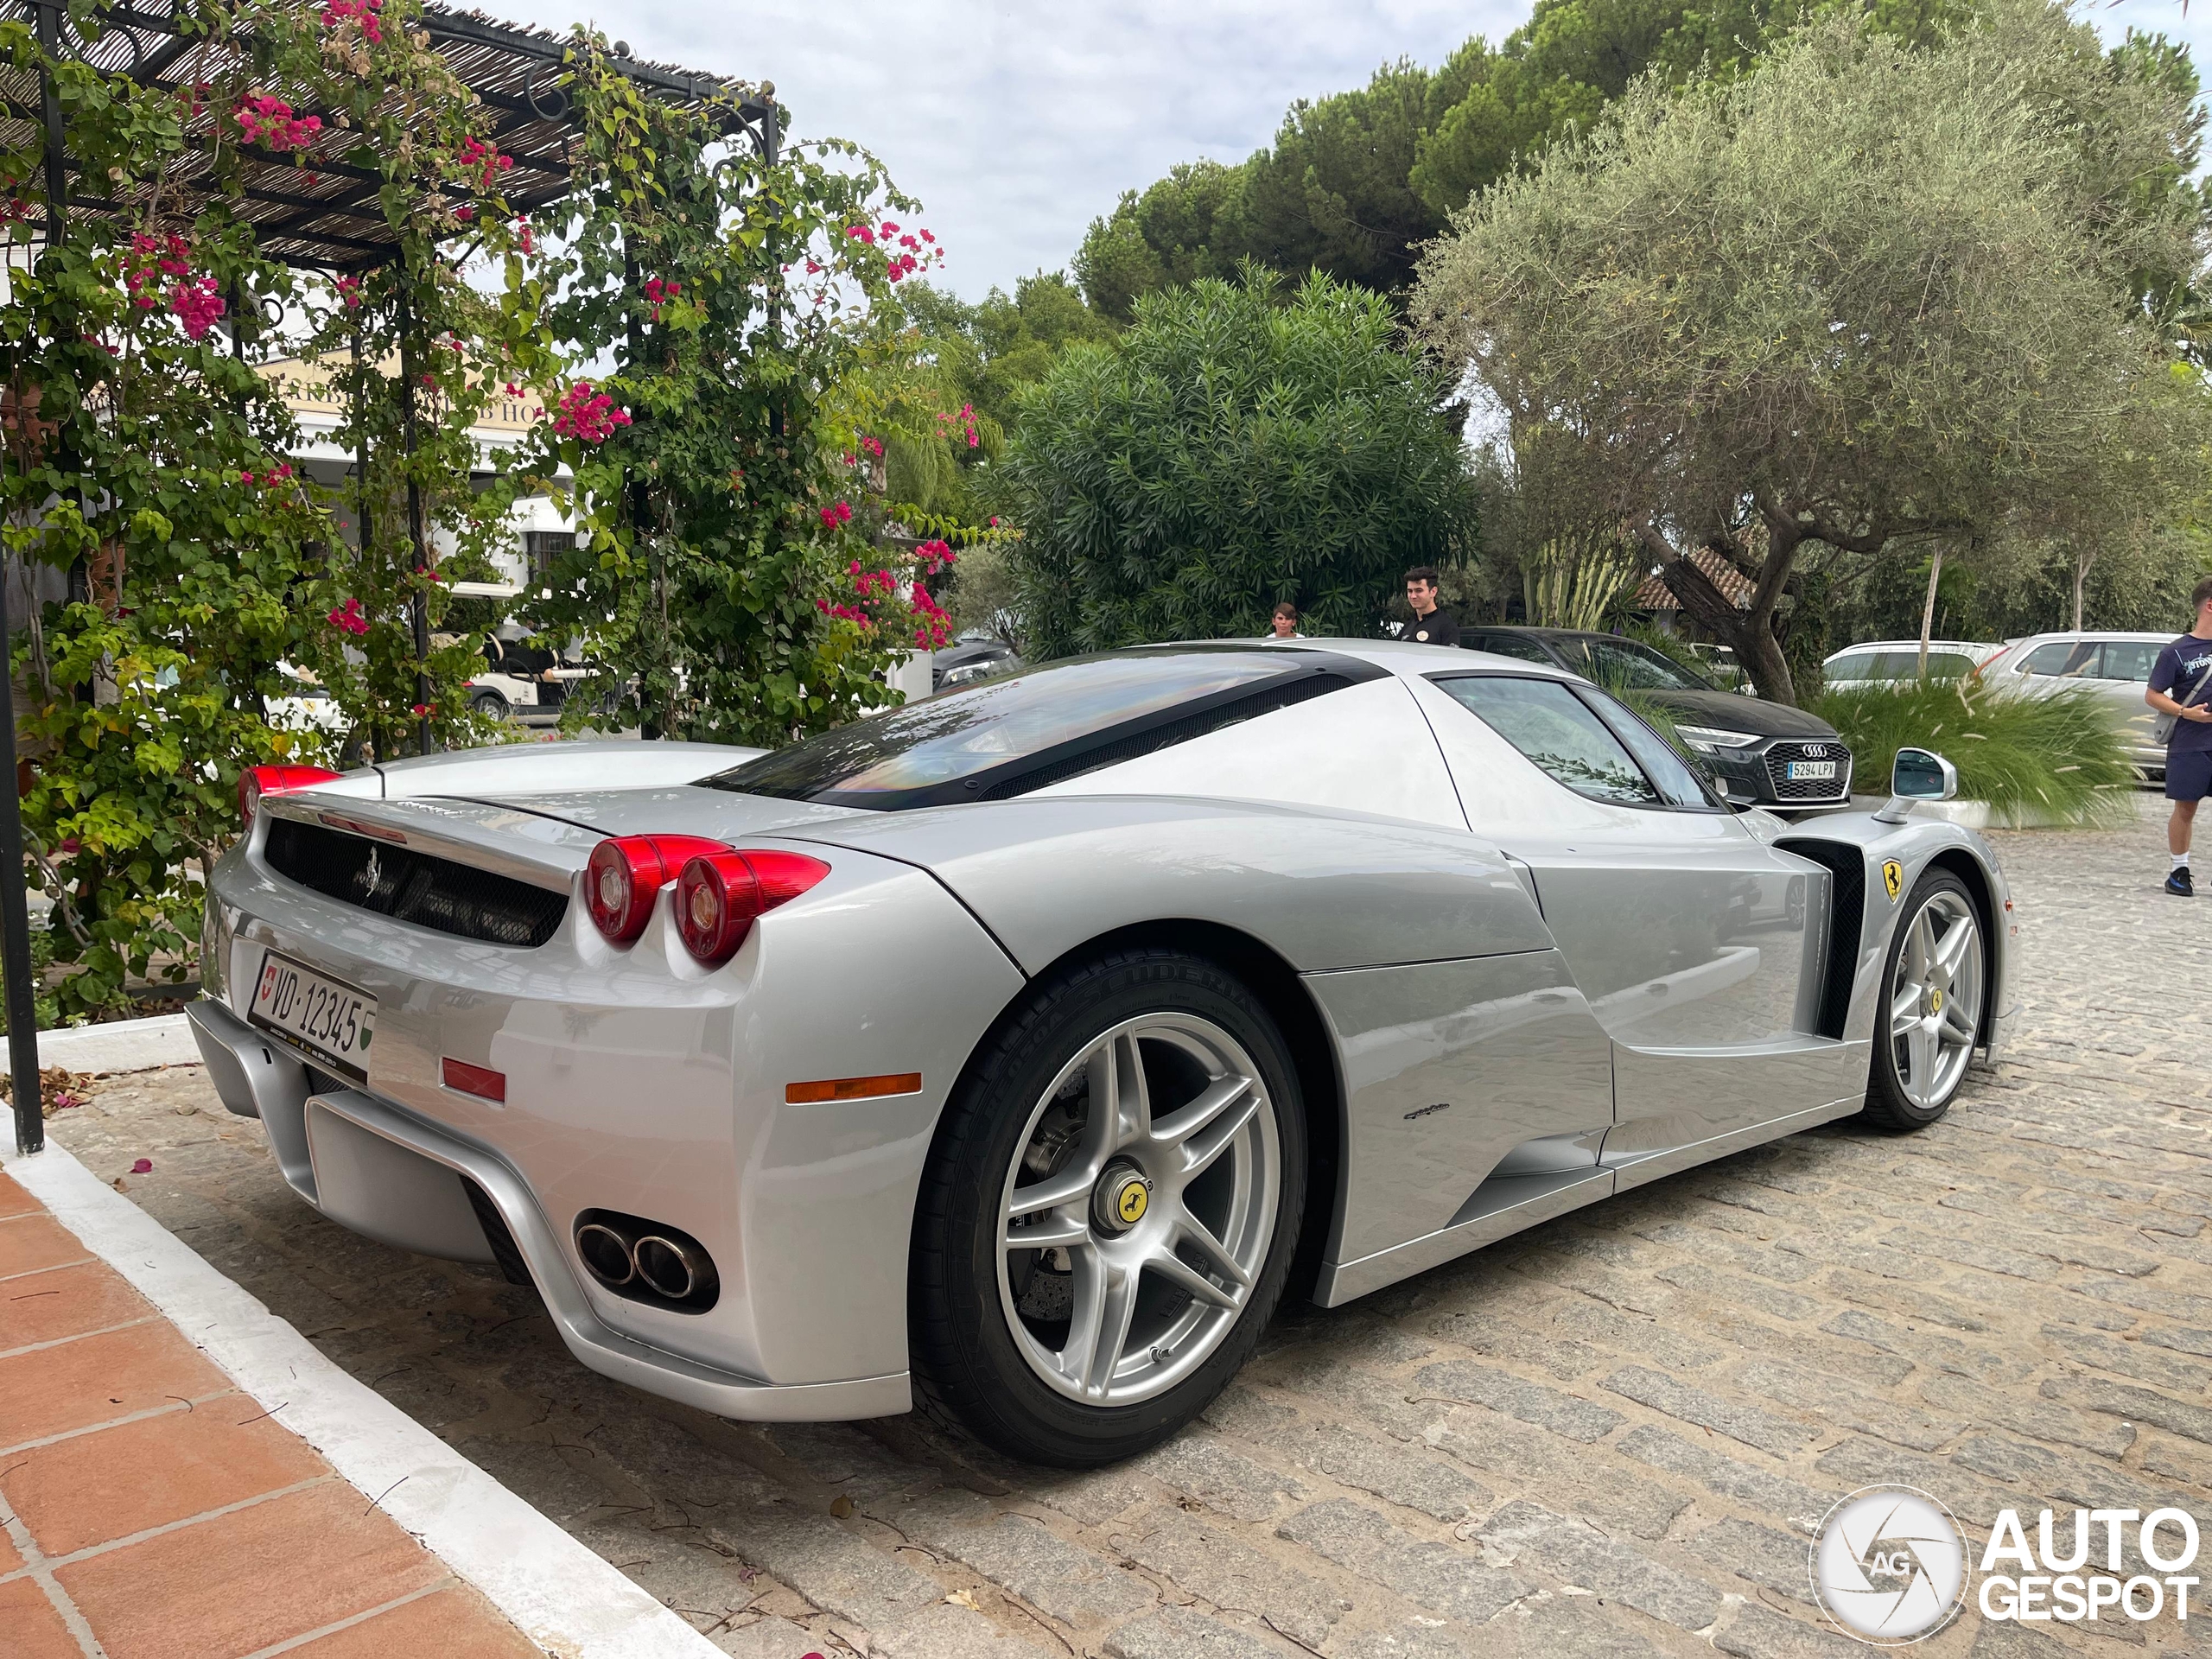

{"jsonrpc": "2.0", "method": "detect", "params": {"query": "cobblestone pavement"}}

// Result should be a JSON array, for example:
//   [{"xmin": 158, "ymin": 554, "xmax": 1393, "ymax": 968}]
[{"xmin": 46, "ymin": 798, "xmax": 2212, "ymax": 1658}]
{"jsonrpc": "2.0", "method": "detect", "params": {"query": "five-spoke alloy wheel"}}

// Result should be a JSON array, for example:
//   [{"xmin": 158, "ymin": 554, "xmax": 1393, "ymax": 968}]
[
  {"xmin": 1864, "ymin": 869, "xmax": 1985, "ymax": 1129},
  {"xmin": 911, "ymin": 949, "xmax": 1305, "ymax": 1465}
]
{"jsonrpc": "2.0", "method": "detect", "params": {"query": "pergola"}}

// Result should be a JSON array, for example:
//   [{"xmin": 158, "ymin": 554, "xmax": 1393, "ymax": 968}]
[{"xmin": 3, "ymin": 0, "xmax": 772, "ymax": 1153}]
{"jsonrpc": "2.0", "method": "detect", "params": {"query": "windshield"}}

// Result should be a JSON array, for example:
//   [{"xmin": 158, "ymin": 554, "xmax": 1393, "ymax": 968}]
[
  {"xmin": 1566, "ymin": 637, "xmax": 1713, "ymax": 692},
  {"xmin": 708, "ymin": 651, "xmax": 1312, "ymax": 806}
]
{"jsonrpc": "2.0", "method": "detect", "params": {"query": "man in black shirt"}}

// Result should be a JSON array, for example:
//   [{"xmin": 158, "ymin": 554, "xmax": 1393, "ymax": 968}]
[{"xmin": 1404, "ymin": 566, "xmax": 1459, "ymax": 648}]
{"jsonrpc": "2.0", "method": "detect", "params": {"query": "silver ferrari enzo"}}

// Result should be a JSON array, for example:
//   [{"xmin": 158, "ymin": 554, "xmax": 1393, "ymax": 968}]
[{"xmin": 190, "ymin": 639, "xmax": 2017, "ymax": 1465}]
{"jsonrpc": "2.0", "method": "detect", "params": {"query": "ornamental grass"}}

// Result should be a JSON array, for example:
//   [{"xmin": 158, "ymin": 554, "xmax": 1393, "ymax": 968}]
[{"xmin": 1812, "ymin": 677, "xmax": 2138, "ymax": 828}]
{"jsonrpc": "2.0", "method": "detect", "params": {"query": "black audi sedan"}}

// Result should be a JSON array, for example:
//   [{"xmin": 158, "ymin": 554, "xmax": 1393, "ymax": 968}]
[{"xmin": 1460, "ymin": 626, "xmax": 1853, "ymax": 810}]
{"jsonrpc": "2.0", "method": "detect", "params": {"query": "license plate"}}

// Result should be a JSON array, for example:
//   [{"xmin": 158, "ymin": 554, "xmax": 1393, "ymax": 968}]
[
  {"xmin": 1787, "ymin": 760, "xmax": 1839, "ymax": 780},
  {"xmin": 248, "ymin": 952, "xmax": 376, "ymax": 1084}
]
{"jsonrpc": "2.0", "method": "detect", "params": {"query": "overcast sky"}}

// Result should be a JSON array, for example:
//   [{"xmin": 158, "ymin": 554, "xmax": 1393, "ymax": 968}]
[{"xmin": 487, "ymin": 0, "xmax": 2211, "ymax": 301}]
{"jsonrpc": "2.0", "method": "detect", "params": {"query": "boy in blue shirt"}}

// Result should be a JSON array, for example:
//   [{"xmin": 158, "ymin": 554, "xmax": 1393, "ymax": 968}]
[{"xmin": 2148, "ymin": 576, "xmax": 2212, "ymax": 895}]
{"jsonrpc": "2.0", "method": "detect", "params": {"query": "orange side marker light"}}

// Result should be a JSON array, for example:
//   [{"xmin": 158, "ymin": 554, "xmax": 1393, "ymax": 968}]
[{"xmin": 785, "ymin": 1073, "xmax": 923, "ymax": 1104}]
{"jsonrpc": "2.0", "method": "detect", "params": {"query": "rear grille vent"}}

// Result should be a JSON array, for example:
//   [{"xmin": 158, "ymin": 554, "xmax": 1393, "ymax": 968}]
[
  {"xmin": 262, "ymin": 817, "xmax": 568, "ymax": 949},
  {"xmin": 1764, "ymin": 741, "xmax": 1853, "ymax": 803},
  {"xmin": 980, "ymin": 673, "xmax": 1353, "ymax": 801}
]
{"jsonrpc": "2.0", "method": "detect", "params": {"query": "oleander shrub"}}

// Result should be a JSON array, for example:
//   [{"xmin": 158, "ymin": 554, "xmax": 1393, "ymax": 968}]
[{"xmin": 1813, "ymin": 677, "xmax": 2137, "ymax": 826}]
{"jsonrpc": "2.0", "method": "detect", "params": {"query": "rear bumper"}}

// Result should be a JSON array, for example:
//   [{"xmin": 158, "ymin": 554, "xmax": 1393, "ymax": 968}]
[{"xmin": 188, "ymin": 996, "xmax": 910, "ymax": 1421}]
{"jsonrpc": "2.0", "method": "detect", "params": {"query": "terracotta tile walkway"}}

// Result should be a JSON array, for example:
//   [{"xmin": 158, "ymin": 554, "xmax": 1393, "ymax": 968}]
[{"xmin": 0, "ymin": 1166, "xmax": 543, "ymax": 1659}]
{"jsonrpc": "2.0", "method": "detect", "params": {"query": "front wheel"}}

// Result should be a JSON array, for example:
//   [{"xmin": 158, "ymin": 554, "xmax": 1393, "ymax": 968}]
[
  {"xmin": 1861, "ymin": 870, "xmax": 1985, "ymax": 1131},
  {"xmin": 910, "ymin": 949, "xmax": 1305, "ymax": 1465}
]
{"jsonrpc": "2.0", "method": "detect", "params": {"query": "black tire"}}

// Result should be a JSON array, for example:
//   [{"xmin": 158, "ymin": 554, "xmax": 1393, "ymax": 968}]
[
  {"xmin": 1860, "ymin": 869, "xmax": 1982, "ymax": 1132},
  {"xmin": 910, "ymin": 947, "xmax": 1306, "ymax": 1466},
  {"xmin": 471, "ymin": 690, "xmax": 511, "ymax": 719}
]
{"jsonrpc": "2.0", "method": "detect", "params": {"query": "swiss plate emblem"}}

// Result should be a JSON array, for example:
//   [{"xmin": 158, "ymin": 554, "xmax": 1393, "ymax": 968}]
[{"xmin": 1882, "ymin": 859, "xmax": 1904, "ymax": 901}]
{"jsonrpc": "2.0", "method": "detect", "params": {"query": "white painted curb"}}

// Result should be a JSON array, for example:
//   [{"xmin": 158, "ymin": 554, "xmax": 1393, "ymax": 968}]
[
  {"xmin": 1, "ymin": 1137, "xmax": 723, "ymax": 1659},
  {"xmin": 37, "ymin": 1011, "xmax": 200, "ymax": 1073}
]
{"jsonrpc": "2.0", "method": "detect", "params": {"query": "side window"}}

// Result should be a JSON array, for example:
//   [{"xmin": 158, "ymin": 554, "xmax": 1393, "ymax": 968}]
[
  {"xmin": 2098, "ymin": 642, "xmax": 2157, "ymax": 683},
  {"xmin": 1474, "ymin": 633, "xmax": 1558, "ymax": 666},
  {"xmin": 1825, "ymin": 652, "xmax": 1878, "ymax": 681},
  {"xmin": 2021, "ymin": 641, "xmax": 2097, "ymax": 677},
  {"xmin": 1573, "ymin": 685, "xmax": 1719, "ymax": 808},
  {"xmin": 1432, "ymin": 676, "xmax": 1662, "ymax": 806}
]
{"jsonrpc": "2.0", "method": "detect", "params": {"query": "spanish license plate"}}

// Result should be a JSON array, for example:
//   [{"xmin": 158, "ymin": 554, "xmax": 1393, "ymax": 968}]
[
  {"xmin": 248, "ymin": 952, "xmax": 376, "ymax": 1084},
  {"xmin": 1787, "ymin": 760, "xmax": 1839, "ymax": 781}
]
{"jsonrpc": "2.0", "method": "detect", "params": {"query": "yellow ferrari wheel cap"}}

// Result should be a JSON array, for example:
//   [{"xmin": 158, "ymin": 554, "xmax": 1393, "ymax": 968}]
[
  {"xmin": 1929, "ymin": 988, "xmax": 1943, "ymax": 1013},
  {"xmin": 1116, "ymin": 1178, "xmax": 1148, "ymax": 1225}
]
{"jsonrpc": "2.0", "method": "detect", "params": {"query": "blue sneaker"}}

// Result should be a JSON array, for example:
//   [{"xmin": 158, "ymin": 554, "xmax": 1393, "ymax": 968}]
[{"xmin": 2168, "ymin": 867, "xmax": 2195, "ymax": 897}]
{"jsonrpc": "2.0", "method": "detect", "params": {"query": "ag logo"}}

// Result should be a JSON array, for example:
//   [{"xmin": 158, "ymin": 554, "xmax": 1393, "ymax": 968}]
[
  {"xmin": 1882, "ymin": 860, "xmax": 1904, "ymax": 901},
  {"xmin": 1811, "ymin": 1486, "xmax": 1969, "ymax": 1645}
]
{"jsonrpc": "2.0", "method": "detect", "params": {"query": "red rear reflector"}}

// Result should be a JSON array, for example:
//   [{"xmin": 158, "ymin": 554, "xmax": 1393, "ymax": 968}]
[
  {"xmin": 239, "ymin": 765, "xmax": 343, "ymax": 827},
  {"xmin": 442, "ymin": 1058, "xmax": 507, "ymax": 1103},
  {"xmin": 785, "ymin": 1072, "xmax": 922, "ymax": 1104}
]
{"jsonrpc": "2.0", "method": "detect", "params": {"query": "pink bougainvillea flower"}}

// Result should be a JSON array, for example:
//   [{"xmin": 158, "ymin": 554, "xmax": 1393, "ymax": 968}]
[
  {"xmin": 168, "ymin": 276, "xmax": 226, "ymax": 341},
  {"xmin": 549, "ymin": 382, "xmax": 632, "ymax": 444},
  {"xmin": 130, "ymin": 1158, "xmax": 152, "ymax": 1174},
  {"xmin": 235, "ymin": 94, "xmax": 321, "ymax": 153}
]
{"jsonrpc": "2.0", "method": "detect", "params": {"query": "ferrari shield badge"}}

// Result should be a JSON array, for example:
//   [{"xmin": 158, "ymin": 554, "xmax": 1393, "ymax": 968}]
[{"xmin": 1882, "ymin": 859, "xmax": 1904, "ymax": 901}]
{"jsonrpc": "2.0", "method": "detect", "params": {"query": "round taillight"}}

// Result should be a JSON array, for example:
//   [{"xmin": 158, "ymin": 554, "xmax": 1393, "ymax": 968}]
[
  {"xmin": 675, "ymin": 849, "xmax": 831, "ymax": 964},
  {"xmin": 586, "ymin": 837, "xmax": 658, "ymax": 943},
  {"xmin": 677, "ymin": 850, "xmax": 754, "ymax": 963},
  {"xmin": 584, "ymin": 835, "xmax": 734, "ymax": 944}
]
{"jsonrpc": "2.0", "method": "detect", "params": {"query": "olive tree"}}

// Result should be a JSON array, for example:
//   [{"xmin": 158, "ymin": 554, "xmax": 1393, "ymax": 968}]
[
  {"xmin": 1413, "ymin": 0, "xmax": 2209, "ymax": 702},
  {"xmin": 1005, "ymin": 268, "xmax": 1476, "ymax": 655}
]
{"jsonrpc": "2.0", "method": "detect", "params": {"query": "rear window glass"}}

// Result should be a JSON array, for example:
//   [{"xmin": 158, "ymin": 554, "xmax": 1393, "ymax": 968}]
[
  {"xmin": 708, "ymin": 651, "xmax": 1332, "ymax": 808},
  {"xmin": 1432, "ymin": 676, "xmax": 1662, "ymax": 806},
  {"xmin": 1824, "ymin": 652, "xmax": 1878, "ymax": 680}
]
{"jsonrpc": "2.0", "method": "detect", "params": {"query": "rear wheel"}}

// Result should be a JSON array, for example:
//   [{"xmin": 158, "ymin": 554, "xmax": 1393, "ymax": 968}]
[
  {"xmin": 911, "ymin": 948, "xmax": 1305, "ymax": 1465},
  {"xmin": 470, "ymin": 690, "xmax": 512, "ymax": 720},
  {"xmin": 1861, "ymin": 871, "xmax": 1984, "ymax": 1130}
]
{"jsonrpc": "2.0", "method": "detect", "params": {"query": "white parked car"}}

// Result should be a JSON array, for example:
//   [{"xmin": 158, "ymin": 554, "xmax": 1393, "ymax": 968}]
[
  {"xmin": 268, "ymin": 664, "xmax": 347, "ymax": 739},
  {"xmin": 1821, "ymin": 640, "xmax": 2007, "ymax": 690},
  {"xmin": 1976, "ymin": 632, "xmax": 2174, "ymax": 776}
]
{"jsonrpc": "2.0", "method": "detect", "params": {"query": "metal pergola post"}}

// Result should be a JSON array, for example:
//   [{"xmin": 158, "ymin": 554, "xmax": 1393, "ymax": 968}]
[
  {"xmin": 394, "ymin": 281, "xmax": 434, "ymax": 758},
  {"xmin": 6, "ymin": 0, "xmax": 69, "ymax": 1153}
]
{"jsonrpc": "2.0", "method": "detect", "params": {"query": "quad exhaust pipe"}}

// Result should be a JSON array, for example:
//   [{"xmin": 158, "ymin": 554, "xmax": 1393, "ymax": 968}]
[{"xmin": 573, "ymin": 1210, "xmax": 720, "ymax": 1312}]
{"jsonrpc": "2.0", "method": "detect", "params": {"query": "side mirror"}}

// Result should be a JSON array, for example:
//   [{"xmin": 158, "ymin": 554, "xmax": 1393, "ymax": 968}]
[
  {"xmin": 1891, "ymin": 747, "xmax": 1958, "ymax": 801},
  {"xmin": 1872, "ymin": 747, "xmax": 1957, "ymax": 823}
]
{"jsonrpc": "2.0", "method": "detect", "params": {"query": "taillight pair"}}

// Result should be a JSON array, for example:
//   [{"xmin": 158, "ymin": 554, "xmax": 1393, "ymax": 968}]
[
  {"xmin": 585, "ymin": 836, "xmax": 829, "ymax": 964},
  {"xmin": 239, "ymin": 765, "xmax": 343, "ymax": 827}
]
